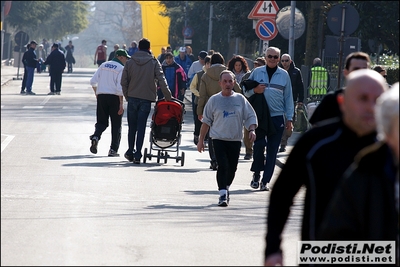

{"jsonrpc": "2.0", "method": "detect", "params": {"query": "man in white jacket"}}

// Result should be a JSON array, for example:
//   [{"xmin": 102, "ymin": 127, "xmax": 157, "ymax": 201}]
[{"xmin": 89, "ymin": 49, "xmax": 130, "ymax": 157}]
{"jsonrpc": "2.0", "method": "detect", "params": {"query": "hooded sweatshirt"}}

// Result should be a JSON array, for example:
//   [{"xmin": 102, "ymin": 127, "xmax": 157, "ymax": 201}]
[
  {"xmin": 121, "ymin": 50, "xmax": 171, "ymax": 102},
  {"xmin": 197, "ymin": 64, "xmax": 241, "ymax": 116}
]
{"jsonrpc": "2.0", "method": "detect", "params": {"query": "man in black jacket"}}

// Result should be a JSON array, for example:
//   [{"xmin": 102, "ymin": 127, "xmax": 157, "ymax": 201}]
[
  {"xmin": 264, "ymin": 69, "xmax": 388, "ymax": 266},
  {"xmin": 318, "ymin": 83, "xmax": 399, "ymax": 265},
  {"xmin": 20, "ymin": 43, "xmax": 30, "ymax": 94},
  {"xmin": 25, "ymin": 40, "xmax": 39, "ymax": 95},
  {"xmin": 43, "ymin": 43, "xmax": 66, "ymax": 95},
  {"xmin": 278, "ymin": 54, "xmax": 305, "ymax": 152}
]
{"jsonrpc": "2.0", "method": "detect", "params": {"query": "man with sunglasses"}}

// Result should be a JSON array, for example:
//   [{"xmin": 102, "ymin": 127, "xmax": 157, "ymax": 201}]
[
  {"xmin": 278, "ymin": 54, "xmax": 305, "ymax": 152},
  {"xmin": 243, "ymin": 47, "xmax": 294, "ymax": 191}
]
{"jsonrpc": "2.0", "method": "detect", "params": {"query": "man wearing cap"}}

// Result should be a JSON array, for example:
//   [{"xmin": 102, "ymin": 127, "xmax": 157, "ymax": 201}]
[
  {"xmin": 174, "ymin": 46, "xmax": 193, "ymax": 100},
  {"xmin": 157, "ymin": 52, "xmax": 187, "ymax": 100},
  {"xmin": 89, "ymin": 49, "xmax": 130, "ymax": 157},
  {"xmin": 24, "ymin": 40, "xmax": 39, "ymax": 95},
  {"xmin": 43, "ymin": 43, "xmax": 66, "ymax": 95}
]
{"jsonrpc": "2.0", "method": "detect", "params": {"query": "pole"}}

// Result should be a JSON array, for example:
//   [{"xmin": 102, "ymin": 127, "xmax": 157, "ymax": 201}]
[
  {"xmin": 207, "ymin": 3, "xmax": 213, "ymax": 52},
  {"xmin": 336, "ymin": 5, "xmax": 346, "ymax": 90},
  {"xmin": 288, "ymin": 1, "xmax": 295, "ymax": 59},
  {"xmin": 1, "ymin": 3, "xmax": 5, "ymax": 62},
  {"xmin": 183, "ymin": 1, "xmax": 187, "ymax": 45}
]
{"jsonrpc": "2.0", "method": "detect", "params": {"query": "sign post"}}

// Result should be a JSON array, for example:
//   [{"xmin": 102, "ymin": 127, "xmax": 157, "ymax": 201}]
[
  {"xmin": 248, "ymin": 1, "xmax": 279, "ymax": 54},
  {"xmin": 13, "ymin": 31, "xmax": 30, "ymax": 80}
]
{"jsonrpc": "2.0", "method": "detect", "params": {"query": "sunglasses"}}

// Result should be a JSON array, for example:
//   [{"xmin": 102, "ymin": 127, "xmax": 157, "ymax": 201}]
[
  {"xmin": 281, "ymin": 59, "xmax": 290, "ymax": 62},
  {"xmin": 267, "ymin": 55, "xmax": 279, "ymax": 59},
  {"xmin": 383, "ymin": 75, "xmax": 387, "ymax": 78}
]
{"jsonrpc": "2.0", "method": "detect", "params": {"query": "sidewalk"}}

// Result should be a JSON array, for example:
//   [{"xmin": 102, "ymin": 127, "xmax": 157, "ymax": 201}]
[{"xmin": 1, "ymin": 60, "xmax": 25, "ymax": 87}]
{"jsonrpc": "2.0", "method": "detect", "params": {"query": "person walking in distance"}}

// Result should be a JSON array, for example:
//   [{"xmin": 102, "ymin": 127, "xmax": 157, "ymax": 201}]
[
  {"xmin": 43, "ymin": 43, "xmax": 66, "ymax": 95},
  {"xmin": 25, "ymin": 40, "xmax": 40, "ymax": 95},
  {"xmin": 264, "ymin": 69, "xmax": 388, "ymax": 266},
  {"xmin": 64, "ymin": 41, "xmax": 75, "ymax": 73},
  {"xmin": 121, "ymin": 38, "xmax": 172, "ymax": 164},
  {"xmin": 108, "ymin": 44, "xmax": 120, "ymax": 61},
  {"xmin": 189, "ymin": 55, "xmax": 211, "ymax": 145},
  {"xmin": 309, "ymin": 52, "xmax": 371, "ymax": 126},
  {"xmin": 278, "ymin": 53, "xmax": 305, "ymax": 152},
  {"xmin": 188, "ymin": 50, "xmax": 208, "ymax": 143},
  {"xmin": 244, "ymin": 47, "xmax": 294, "ymax": 191},
  {"xmin": 89, "ymin": 49, "xmax": 130, "ymax": 156},
  {"xmin": 309, "ymin": 57, "xmax": 330, "ymax": 97},
  {"xmin": 128, "ymin": 41, "xmax": 138, "ymax": 57},
  {"xmin": 197, "ymin": 70, "xmax": 257, "ymax": 207},
  {"xmin": 157, "ymin": 52, "xmax": 187, "ymax": 100},
  {"xmin": 20, "ymin": 43, "xmax": 30, "ymax": 94},
  {"xmin": 94, "ymin": 40, "xmax": 107, "ymax": 67}
]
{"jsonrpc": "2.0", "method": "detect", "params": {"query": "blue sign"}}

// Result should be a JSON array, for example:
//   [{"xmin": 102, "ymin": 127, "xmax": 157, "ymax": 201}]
[
  {"xmin": 255, "ymin": 18, "xmax": 278, "ymax": 41},
  {"xmin": 182, "ymin": 26, "xmax": 194, "ymax": 39}
]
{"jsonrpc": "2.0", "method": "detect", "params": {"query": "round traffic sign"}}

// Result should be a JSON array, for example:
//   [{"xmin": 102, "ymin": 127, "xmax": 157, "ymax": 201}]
[
  {"xmin": 14, "ymin": 31, "xmax": 30, "ymax": 46},
  {"xmin": 182, "ymin": 26, "xmax": 194, "ymax": 39},
  {"xmin": 327, "ymin": 4, "xmax": 359, "ymax": 36},
  {"xmin": 255, "ymin": 18, "xmax": 278, "ymax": 41}
]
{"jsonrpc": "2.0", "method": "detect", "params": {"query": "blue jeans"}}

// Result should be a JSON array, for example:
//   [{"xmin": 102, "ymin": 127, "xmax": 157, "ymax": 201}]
[
  {"xmin": 26, "ymin": 66, "xmax": 35, "ymax": 92},
  {"xmin": 125, "ymin": 97, "xmax": 152, "ymax": 160},
  {"xmin": 250, "ymin": 115, "xmax": 285, "ymax": 184}
]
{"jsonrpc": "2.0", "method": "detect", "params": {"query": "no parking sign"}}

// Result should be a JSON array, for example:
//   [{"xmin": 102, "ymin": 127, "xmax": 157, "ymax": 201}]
[{"xmin": 255, "ymin": 18, "xmax": 278, "ymax": 41}]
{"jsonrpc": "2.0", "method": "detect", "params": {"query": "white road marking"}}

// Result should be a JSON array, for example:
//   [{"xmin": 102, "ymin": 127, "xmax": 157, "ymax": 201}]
[{"xmin": 1, "ymin": 134, "xmax": 14, "ymax": 153}]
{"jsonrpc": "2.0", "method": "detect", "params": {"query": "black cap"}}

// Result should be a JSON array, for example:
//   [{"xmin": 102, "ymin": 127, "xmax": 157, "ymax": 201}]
[
  {"xmin": 198, "ymin": 51, "xmax": 208, "ymax": 59},
  {"xmin": 30, "ymin": 40, "xmax": 38, "ymax": 45}
]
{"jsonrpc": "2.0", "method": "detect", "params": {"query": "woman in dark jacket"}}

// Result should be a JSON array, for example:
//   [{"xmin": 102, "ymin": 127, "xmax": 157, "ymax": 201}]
[{"xmin": 64, "ymin": 41, "xmax": 75, "ymax": 73}]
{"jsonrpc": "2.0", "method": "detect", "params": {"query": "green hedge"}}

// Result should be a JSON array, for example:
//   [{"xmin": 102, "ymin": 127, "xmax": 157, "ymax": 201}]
[{"xmin": 386, "ymin": 67, "xmax": 398, "ymax": 86}]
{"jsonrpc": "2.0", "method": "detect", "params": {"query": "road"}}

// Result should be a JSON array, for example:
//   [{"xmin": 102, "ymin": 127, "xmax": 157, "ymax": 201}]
[{"xmin": 1, "ymin": 64, "xmax": 304, "ymax": 266}]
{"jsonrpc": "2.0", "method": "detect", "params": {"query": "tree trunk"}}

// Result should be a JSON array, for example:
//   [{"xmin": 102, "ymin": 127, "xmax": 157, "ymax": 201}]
[{"xmin": 304, "ymin": 1, "xmax": 323, "ymax": 67}]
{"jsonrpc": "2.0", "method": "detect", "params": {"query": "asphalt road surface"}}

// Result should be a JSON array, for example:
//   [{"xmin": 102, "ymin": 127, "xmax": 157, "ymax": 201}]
[{"xmin": 1, "ymin": 66, "xmax": 304, "ymax": 266}]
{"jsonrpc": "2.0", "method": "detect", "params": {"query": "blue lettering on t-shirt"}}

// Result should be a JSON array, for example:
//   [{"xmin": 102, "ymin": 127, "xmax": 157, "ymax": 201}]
[
  {"xmin": 104, "ymin": 63, "xmax": 117, "ymax": 69},
  {"xmin": 223, "ymin": 110, "xmax": 235, "ymax": 118}
]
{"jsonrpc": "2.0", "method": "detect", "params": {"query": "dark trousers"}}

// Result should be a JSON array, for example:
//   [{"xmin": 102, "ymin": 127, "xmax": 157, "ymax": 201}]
[
  {"xmin": 67, "ymin": 62, "xmax": 73, "ymax": 73},
  {"xmin": 21, "ymin": 66, "xmax": 28, "ymax": 91},
  {"xmin": 208, "ymin": 132, "xmax": 216, "ymax": 163},
  {"xmin": 213, "ymin": 139, "xmax": 241, "ymax": 190},
  {"xmin": 49, "ymin": 72, "xmax": 63, "ymax": 92},
  {"xmin": 251, "ymin": 115, "xmax": 285, "ymax": 184},
  {"xmin": 192, "ymin": 94, "xmax": 202, "ymax": 136},
  {"xmin": 94, "ymin": 94, "xmax": 123, "ymax": 151}
]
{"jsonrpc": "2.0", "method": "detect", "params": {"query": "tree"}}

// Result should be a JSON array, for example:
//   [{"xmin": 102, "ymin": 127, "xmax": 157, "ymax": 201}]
[{"xmin": 4, "ymin": 1, "xmax": 89, "ymax": 41}]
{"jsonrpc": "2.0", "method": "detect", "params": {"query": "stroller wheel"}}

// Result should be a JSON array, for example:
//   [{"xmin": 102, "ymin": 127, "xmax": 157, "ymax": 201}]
[
  {"xmin": 143, "ymin": 148, "xmax": 148, "ymax": 163},
  {"xmin": 157, "ymin": 151, "xmax": 161, "ymax": 163},
  {"xmin": 180, "ymin": 152, "xmax": 185, "ymax": 167}
]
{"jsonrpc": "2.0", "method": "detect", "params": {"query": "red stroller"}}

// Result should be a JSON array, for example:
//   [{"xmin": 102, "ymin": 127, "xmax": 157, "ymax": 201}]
[{"xmin": 143, "ymin": 98, "xmax": 186, "ymax": 166}]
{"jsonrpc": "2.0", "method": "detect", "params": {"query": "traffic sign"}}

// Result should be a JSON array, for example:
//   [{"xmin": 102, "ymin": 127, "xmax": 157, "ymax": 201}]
[
  {"xmin": 182, "ymin": 26, "xmax": 194, "ymax": 39},
  {"xmin": 14, "ymin": 31, "xmax": 30, "ymax": 48},
  {"xmin": 255, "ymin": 18, "xmax": 278, "ymax": 41},
  {"xmin": 248, "ymin": 0, "xmax": 279, "ymax": 19}
]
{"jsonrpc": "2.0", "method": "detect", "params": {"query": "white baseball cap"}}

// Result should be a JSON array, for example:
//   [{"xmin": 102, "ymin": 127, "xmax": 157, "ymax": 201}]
[{"xmin": 179, "ymin": 47, "xmax": 186, "ymax": 53}]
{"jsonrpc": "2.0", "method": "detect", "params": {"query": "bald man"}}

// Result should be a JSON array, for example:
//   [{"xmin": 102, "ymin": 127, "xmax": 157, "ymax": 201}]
[{"xmin": 264, "ymin": 69, "xmax": 388, "ymax": 266}]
